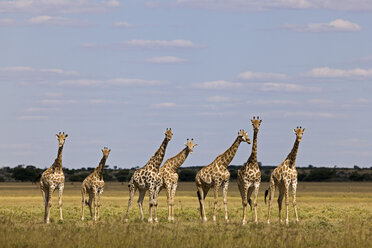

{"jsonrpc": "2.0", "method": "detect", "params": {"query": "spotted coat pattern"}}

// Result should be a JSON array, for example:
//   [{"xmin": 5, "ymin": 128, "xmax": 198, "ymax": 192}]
[
  {"xmin": 195, "ymin": 130, "xmax": 251, "ymax": 222},
  {"xmin": 237, "ymin": 117, "xmax": 262, "ymax": 224},
  {"xmin": 81, "ymin": 147, "xmax": 111, "ymax": 221},
  {"xmin": 159, "ymin": 138, "xmax": 196, "ymax": 221},
  {"xmin": 40, "ymin": 132, "xmax": 68, "ymax": 224},
  {"xmin": 125, "ymin": 128, "xmax": 173, "ymax": 223},
  {"xmin": 265, "ymin": 127, "xmax": 305, "ymax": 224}
]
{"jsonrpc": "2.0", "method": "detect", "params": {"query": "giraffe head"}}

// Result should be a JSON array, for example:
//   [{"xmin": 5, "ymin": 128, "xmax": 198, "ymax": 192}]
[
  {"xmin": 294, "ymin": 126, "xmax": 305, "ymax": 142},
  {"xmin": 56, "ymin": 132, "xmax": 68, "ymax": 147},
  {"xmin": 251, "ymin": 116, "xmax": 262, "ymax": 130},
  {"xmin": 238, "ymin": 129, "xmax": 251, "ymax": 144},
  {"xmin": 101, "ymin": 147, "xmax": 111, "ymax": 158},
  {"xmin": 185, "ymin": 138, "xmax": 197, "ymax": 154},
  {"xmin": 164, "ymin": 128, "xmax": 173, "ymax": 141}
]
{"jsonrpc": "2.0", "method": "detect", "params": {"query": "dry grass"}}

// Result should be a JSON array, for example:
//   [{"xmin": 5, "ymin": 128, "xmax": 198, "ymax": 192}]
[{"xmin": 1, "ymin": 182, "xmax": 372, "ymax": 247}]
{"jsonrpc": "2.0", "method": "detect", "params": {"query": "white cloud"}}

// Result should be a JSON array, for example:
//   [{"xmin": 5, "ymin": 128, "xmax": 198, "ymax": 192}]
[
  {"xmin": 18, "ymin": 115, "xmax": 48, "ymax": 120},
  {"xmin": 88, "ymin": 99, "xmax": 114, "ymax": 104},
  {"xmin": 0, "ymin": 0, "xmax": 120, "ymax": 14},
  {"xmin": 40, "ymin": 99, "xmax": 77, "ymax": 105},
  {"xmin": 144, "ymin": 56, "xmax": 187, "ymax": 64},
  {"xmin": 174, "ymin": 0, "xmax": 372, "ymax": 12},
  {"xmin": 123, "ymin": 39, "xmax": 202, "ymax": 49},
  {"xmin": 237, "ymin": 71, "xmax": 287, "ymax": 80},
  {"xmin": 0, "ymin": 18, "xmax": 14, "ymax": 26},
  {"xmin": 108, "ymin": 78, "xmax": 168, "ymax": 86},
  {"xmin": 113, "ymin": 21, "xmax": 133, "ymax": 28},
  {"xmin": 150, "ymin": 102, "xmax": 176, "ymax": 108},
  {"xmin": 207, "ymin": 96, "xmax": 231, "ymax": 102},
  {"xmin": 58, "ymin": 79, "xmax": 103, "ymax": 86},
  {"xmin": 28, "ymin": 15, "xmax": 90, "ymax": 27},
  {"xmin": 284, "ymin": 111, "xmax": 346, "ymax": 119},
  {"xmin": 308, "ymin": 99, "xmax": 334, "ymax": 105},
  {"xmin": 0, "ymin": 66, "xmax": 76, "ymax": 75},
  {"xmin": 260, "ymin": 83, "xmax": 321, "ymax": 92},
  {"xmin": 83, "ymin": 39, "xmax": 203, "ymax": 50},
  {"xmin": 285, "ymin": 19, "xmax": 362, "ymax": 32},
  {"xmin": 175, "ymin": 0, "xmax": 312, "ymax": 11},
  {"xmin": 306, "ymin": 67, "xmax": 372, "ymax": 78},
  {"xmin": 194, "ymin": 80, "xmax": 243, "ymax": 90},
  {"xmin": 247, "ymin": 99, "xmax": 296, "ymax": 105}
]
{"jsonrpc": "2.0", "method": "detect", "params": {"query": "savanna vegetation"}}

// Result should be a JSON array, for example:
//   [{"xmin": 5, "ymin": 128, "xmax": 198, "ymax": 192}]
[
  {"xmin": 1, "ymin": 164, "xmax": 372, "ymax": 183},
  {"xmin": 1, "ymin": 182, "xmax": 372, "ymax": 247}
]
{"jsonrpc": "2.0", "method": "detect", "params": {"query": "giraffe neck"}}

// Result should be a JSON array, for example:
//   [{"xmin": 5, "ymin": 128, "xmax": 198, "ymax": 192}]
[
  {"xmin": 95, "ymin": 155, "xmax": 107, "ymax": 179},
  {"xmin": 52, "ymin": 145, "xmax": 64, "ymax": 170},
  {"xmin": 168, "ymin": 147, "xmax": 190, "ymax": 172},
  {"xmin": 147, "ymin": 137, "xmax": 169, "ymax": 169},
  {"xmin": 219, "ymin": 136, "xmax": 242, "ymax": 168},
  {"xmin": 247, "ymin": 128, "xmax": 259, "ymax": 166},
  {"xmin": 286, "ymin": 138, "xmax": 300, "ymax": 168}
]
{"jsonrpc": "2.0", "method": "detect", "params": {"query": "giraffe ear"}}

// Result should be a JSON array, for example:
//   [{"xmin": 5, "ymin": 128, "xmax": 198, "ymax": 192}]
[
  {"xmin": 65, "ymin": 134, "xmax": 68, "ymax": 138},
  {"xmin": 293, "ymin": 129, "xmax": 296, "ymax": 133},
  {"xmin": 194, "ymin": 144, "xmax": 198, "ymax": 147},
  {"xmin": 303, "ymin": 128, "xmax": 305, "ymax": 132},
  {"xmin": 56, "ymin": 134, "xmax": 59, "ymax": 139},
  {"xmin": 109, "ymin": 149, "xmax": 111, "ymax": 153}
]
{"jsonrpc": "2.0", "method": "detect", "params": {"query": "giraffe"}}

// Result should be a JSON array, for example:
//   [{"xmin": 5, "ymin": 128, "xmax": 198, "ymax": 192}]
[
  {"xmin": 81, "ymin": 147, "xmax": 111, "ymax": 221},
  {"xmin": 159, "ymin": 138, "xmax": 197, "ymax": 222},
  {"xmin": 237, "ymin": 116, "xmax": 262, "ymax": 225},
  {"xmin": 265, "ymin": 126, "xmax": 305, "ymax": 225},
  {"xmin": 196, "ymin": 130, "xmax": 251, "ymax": 222},
  {"xmin": 125, "ymin": 128, "xmax": 173, "ymax": 223},
  {"xmin": 39, "ymin": 132, "xmax": 68, "ymax": 224}
]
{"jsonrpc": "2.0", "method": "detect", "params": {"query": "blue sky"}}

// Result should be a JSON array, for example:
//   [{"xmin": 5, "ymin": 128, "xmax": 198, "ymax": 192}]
[{"xmin": 1, "ymin": 0, "xmax": 371, "ymax": 169}]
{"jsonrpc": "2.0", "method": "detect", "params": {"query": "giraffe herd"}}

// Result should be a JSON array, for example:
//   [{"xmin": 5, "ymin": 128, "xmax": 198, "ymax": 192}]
[{"xmin": 39, "ymin": 117, "xmax": 305, "ymax": 225}]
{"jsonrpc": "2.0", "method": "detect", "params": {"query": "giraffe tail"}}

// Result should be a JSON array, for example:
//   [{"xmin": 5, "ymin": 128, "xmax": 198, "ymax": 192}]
[{"xmin": 264, "ymin": 188, "xmax": 270, "ymax": 205}]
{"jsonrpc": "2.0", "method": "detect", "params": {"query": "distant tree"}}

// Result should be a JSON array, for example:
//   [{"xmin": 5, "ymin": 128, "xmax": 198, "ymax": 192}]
[
  {"xmin": 116, "ymin": 170, "xmax": 132, "ymax": 182},
  {"xmin": 11, "ymin": 165, "xmax": 41, "ymax": 182},
  {"xmin": 179, "ymin": 169, "xmax": 197, "ymax": 182},
  {"xmin": 304, "ymin": 168, "xmax": 335, "ymax": 181},
  {"xmin": 69, "ymin": 173, "xmax": 89, "ymax": 182},
  {"xmin": 308, "ymin": 164, "xmax": 314, "ymax": 168},
  {"xmin": 354, "ymin": 165, "xmax": 361, "ymax": 170}
]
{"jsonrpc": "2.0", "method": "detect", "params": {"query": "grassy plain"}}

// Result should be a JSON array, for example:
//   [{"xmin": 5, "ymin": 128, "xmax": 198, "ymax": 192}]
[{"xmin": 1, "ymin": 182, "xmax": 372, "ymax": 247}]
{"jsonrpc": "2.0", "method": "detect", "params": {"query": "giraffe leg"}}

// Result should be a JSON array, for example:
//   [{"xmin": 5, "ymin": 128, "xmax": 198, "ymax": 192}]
[
  {"xmin": 43, "ymin": 188, "xmax": 49, "ymax": 223},
  {"xmin": 97, "ymin": 190, "xmax": 103, "ymax": 220},
  {"xmin": 46, "ymin": 186, "xmax": 55, "ymax": 224},
  {"xmin": 148, "ymin": 188, "xmax": 155, "ymax": 223},
  {"xmin": 292, "ymin": 180, "xmax": 299, "ymax": 223},
  {"xmin": 212, "ymin": 183, "xmax": 220, "ymax": 222},
  {"xmin": 239, "ymin": 180, "xmax": 249, "ymax": 225},
  {"xmin": 278, "ymin": 186, "xmax": 284, "ymax": 224},
  {"xmin": 137, "ymin": 189, "xmax": 146, "ymax": 221},
  {"xmin": 93, "ymin": 190, "xmax": 98, "ymax": 222},
  {"xmin": 81, "ymin": 188, "xmax": 86, "ymax": 221},
  {"xmin": 166, "ymin": 185, "xmax": 172, "ymax": 222},
  {"xmin": 285, "ymin": 182, "xmax": 290, "ymax": 225},
  {"xmin": 153, "ymin": 185, "xmax": 161, "ymax": 223},
  {"xmin": 246, "ymin": 184, "xmax": 254, "ymax": 223},
  {"xmin": 253, "ymin": 182, "xmax": 260, "ymax": 224},
  {"xmin": 222, "ymin": 181, "xmax": 229, "ymax": 222},
  {"xmin": 170, "ymin": 183, "xmax": 177, "ymax": 221},
  {"xmin": 267, "ymin": 179, "xmax": 275, "ymax": 224},
  {"xmin": 197, "ymin": 186, "xmax": 207, "ymax": 222},
  {"xmin": 88, "ymin": 192, "xmax": 93, "ymax": 218},
  {"xmin": 58, "ymin": 184, "xmax": 64, "ymax": 221},
  {"xmin": 124, "ymin": 184, "xmax": 137, "ymax": 222}
]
